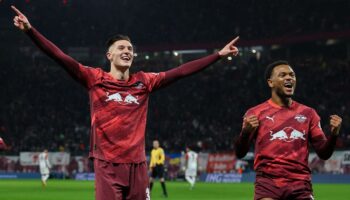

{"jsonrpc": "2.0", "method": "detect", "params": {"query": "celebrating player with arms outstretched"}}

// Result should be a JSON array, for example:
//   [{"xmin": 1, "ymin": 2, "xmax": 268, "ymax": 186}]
[
  {"xmin": 12, "ymin": 5, "xmax": 239, "ymax": 200},
  {"xmin": 235, "ymin": 61, "xmax": 342, "ymax": 200}
]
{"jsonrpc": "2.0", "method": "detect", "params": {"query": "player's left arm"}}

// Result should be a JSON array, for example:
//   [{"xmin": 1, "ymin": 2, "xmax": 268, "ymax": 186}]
[
  {"xmin": 160, "ymin": 149, "xmax": 165, "ymax": 165},
  {"xmin": 310, "ymin": 111, "xmax": 342, "ymax": 160},
  {"xmin": 46, "ymin": 156, "xmax": 52, "ymax": 169},
  {"xmin": 143, "ymin": 37, "xmax": 239, "ymax": 91},
  {"xmin": 163, "ymin": 37, "xmax": 239, "ymax": 85}
]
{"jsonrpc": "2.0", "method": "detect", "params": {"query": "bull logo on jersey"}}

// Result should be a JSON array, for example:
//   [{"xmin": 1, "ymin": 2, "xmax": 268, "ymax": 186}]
[
  {"xmin": 270, "ymin": 127, "xmax": 305, "ymax": 142},
  {"xmin": 295, "ymin": 114, "xmax": 307, "ymax": 123},
  {"xmin": 105, "ymin": 92, "xmax": 139, "ymax": 105}
]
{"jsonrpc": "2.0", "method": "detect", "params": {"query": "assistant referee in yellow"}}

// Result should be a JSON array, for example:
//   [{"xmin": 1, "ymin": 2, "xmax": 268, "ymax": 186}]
[{"xmin": 149, "ymin": 140, "xmax": 168, "ymax": 197}]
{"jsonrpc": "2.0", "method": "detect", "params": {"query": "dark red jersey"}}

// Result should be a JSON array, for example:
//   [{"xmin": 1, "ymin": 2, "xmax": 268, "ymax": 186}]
[
  {"xmin": 236, "ymin": 99, "xmax": 337, "ymax": 181},
  {"xmin": 86, "ymin": 69, "xmax": 166, "ymax": 162},
  {"xmin": 26, "ymin": 27, "xmax": 220, "ymax": 163}
]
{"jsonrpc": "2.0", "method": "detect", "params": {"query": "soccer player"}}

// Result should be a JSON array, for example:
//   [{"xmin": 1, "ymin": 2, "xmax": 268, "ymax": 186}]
[
  {"xmin": 12, "ymin": 5, "xmax": 239, "ymax": 200},
  {"xmin": 0, "ymin": 137, "xmax": 7, "ymax": 151},
  {"xmin": 184, "ymin": 146, "xmax": 198, "ymax": 189},
  {"xmin": 149, "ymin": 140, "xmax": 168, "ymax": 197},
  {"xmin": 235, "ymin": 60, "xmax": 342, "ymax": 200},
  {"xmin": 39, "ymin": 149, "xmax": 51, "ymax": 187}
]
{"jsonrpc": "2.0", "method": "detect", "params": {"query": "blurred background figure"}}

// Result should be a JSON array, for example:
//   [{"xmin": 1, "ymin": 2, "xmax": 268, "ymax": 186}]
[
  {"xmin": 39, "ymin": 149, "xmax": 51, "ymax": 187},
  {"xmin": 184, "ymin": 146, "xmax": 198, "ymax": 189}
]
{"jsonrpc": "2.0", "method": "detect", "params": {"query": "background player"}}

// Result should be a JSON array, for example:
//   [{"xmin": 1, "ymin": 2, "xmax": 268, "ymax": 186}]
[
  {"xmin": 184, "ymin": 146, "xmax": 198, "ymax": 189},
  {"xmin": 235, "ymin": 60, "xmax": 342, "ymax": 200},
  {"xmin": 12, "ymin": 5, "xmax": 239, "ymax": 200},
  {"xmin": 149, "ymin": 140, "xmax": 168, "ymax": 197},
  {"xmin": 39, "ymin": 149, "xmax": 51, "ymax": 187}
]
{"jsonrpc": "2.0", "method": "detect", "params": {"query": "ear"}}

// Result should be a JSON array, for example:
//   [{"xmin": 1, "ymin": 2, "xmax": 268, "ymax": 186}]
[
  {"xmin": 267, "ymin": 79, "xmax": 273, "ymax": 88},
  {"xmin": 106, "ymin": 52, "xmax": 112, "ymax": 61}
]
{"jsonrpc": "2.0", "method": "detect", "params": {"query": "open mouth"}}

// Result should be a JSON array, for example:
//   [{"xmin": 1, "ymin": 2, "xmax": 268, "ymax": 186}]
[
  {"xmin": 121, "ymin": 55, "xmax": 131, "ymax": 61},
  {"xmin": 284, "ymin": 82, "xmax": 293, "ymax": 88}
]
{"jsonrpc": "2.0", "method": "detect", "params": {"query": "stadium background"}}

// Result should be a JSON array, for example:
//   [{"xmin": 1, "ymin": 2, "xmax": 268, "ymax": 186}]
[{"xmin": 0, "ymin": 0, "xmax": 350, "ymax": 199}]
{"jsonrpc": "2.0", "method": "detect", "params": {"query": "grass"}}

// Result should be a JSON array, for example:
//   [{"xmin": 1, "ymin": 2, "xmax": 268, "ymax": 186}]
[{"xmin": 0, "ymin": 179, "xmax": 349, "ymax": 200}]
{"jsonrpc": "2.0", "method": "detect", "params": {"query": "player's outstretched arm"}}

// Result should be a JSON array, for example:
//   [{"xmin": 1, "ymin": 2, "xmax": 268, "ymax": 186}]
[
  {"xmin": 311, "ymin": 114, "xmax": 342, "ymax": 160},
  {"xmin": 162, "ymin": 37, "xmax": 239, "ymax": 85},
  {"xmin": 11, "ymin": 6, "xmax": 88, "ymax": 84},
  {"xmin": 234, "ymin": 115, "xmax": 258, "ymax": 159}
]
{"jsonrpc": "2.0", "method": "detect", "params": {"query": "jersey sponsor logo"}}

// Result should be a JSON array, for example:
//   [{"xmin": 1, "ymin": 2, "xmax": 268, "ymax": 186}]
[
  {"xmin": 270, "ymin": 127, "xmax": 306, "ymax": 142},
  {"xmin": 295, "ymin": 114, "xmax": 307, "ymax": 123},
  {"xmin": 105, "ymin": 92, "xmax": 139, "ymax": 105}
]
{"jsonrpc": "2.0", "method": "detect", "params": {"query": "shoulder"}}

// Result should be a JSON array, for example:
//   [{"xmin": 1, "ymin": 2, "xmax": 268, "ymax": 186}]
[
  {"xmin": 245, "ymin": 100, "xmax": 270, "ymax": 116},
  {"xmin": 293, "ymin": 101, "xmax": 320, "ymax": 120},
  {"xmin": 135, "ymin": 71, "xmax": 164, "ymax": 80},
  {"xmin": 293, "ymin": 101, "xmax": 317, "ymax": 114}
]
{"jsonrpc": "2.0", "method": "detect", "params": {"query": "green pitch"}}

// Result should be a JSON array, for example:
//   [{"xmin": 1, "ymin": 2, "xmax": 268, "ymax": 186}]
[{"xmin": 0, "ymin": 179, "xmax": 349, "ymax": 200}]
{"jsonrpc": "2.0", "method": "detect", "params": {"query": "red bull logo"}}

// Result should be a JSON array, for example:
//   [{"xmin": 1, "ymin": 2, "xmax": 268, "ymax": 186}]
[
  {"xmin": 270, "ymin": 127, "xmax": 305, "ymax": 142},
  {"xmin": 105, "ymin": 92, "xmax": 139, "ymax": 105}
]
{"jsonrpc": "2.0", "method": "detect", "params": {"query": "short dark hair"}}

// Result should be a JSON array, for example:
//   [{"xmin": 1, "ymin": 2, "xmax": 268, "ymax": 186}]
[
  {"xmin": 106, "ymin": 34, "xmax": 131, "ymax": 49},
  {"xmin": 264, "ymin": 60, "xmax": 290, "ymax": 80}
]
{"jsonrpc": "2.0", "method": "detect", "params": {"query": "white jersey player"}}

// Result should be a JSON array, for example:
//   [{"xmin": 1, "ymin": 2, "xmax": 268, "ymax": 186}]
[
  {"xmin": 185, "ymin": 147, "xmax": 198, "ymax": 189},
  {"xmin": 39, "ymin": 149, "xmax": 51, "ymax": 187}
]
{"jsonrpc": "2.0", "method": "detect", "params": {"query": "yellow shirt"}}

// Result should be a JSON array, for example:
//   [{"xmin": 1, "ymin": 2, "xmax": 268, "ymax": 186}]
[{"xmin": 150, "ymin": 147, "xmax": 165, "ymax": 168}]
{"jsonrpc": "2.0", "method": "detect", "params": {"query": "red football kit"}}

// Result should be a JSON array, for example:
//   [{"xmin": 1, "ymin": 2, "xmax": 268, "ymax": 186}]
[
  {"xmin": 235, "ymin": 99, "xmax": 338, "ymax": 199},
  {"xmin": 26, "ymin": 27, "xmax": 221, "ymax": 200}
]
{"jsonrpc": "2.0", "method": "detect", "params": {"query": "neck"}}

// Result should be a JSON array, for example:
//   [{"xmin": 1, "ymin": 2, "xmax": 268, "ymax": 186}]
[
  {"xmin": 271, "ymin": 93, "xmax": 292, "ymax": 107},
  {"xmin": 109, "ymin": 65, "xmax": 129, "ymax": 81}
]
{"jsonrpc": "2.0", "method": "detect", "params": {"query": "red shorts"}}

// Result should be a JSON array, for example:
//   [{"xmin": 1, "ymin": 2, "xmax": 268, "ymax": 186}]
[
  {"xmin": 94, "ymin": 159, "xmax": 150, "ymax": 200},
  {"xmin": 254, "ymin": 174, "xmax": 314, "ymax": 200}
]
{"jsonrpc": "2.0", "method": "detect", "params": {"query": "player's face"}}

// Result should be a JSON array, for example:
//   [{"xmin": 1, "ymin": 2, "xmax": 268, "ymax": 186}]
[
  {"xmin": 153, "ymin": 141, "xmax": 159, "ymax": 148},
  {"xmin": 107, "ymin": 40, "xmax": 134, "ymax": 69},
  {"xmin": 268, "ymin": 65, "xmax": 296, "ymax": 98}
]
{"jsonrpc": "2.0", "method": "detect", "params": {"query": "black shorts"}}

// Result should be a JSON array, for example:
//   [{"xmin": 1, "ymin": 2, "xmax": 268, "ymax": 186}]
[{"xmin": 151, "ymin": 164, "xmax": 164, "ymax": 179}]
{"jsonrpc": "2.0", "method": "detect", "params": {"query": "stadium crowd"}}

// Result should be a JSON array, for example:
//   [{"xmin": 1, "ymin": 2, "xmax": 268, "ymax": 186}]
[
  {"xmin": 0, "ymin": 43, "xmax": 349, "ymax": 155},
  {"xmin": 0, "ymin": 0, "xmax": 349, "ymax": 155}
]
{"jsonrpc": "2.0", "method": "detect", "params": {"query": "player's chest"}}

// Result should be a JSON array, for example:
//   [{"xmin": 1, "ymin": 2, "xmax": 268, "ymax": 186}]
[
  {"xmin": 257, "ymin": 109, "xmax": 310, "ymax": 143},
  {"xmin": 91, "ymin": 80, "xmax": 149, "ymax": 108}
]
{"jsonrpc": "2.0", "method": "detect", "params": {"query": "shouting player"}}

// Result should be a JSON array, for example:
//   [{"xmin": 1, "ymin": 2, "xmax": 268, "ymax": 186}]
[
  {"xmin": 12, "ymin": 5, "xmax": 239, "ymax": 200},
  {"xmin": 235, "ymin": 60, "xmax": 342, "ymax": 200}
]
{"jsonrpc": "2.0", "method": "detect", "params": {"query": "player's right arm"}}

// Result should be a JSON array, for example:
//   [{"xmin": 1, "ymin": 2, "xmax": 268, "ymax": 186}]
[
  {"xmin": 234, "ymin": 114, "xmax": 259, "ymax": 159},
  {"xmin": 11, "ymin": 6, "xmax": 96, "ymax": 88}
]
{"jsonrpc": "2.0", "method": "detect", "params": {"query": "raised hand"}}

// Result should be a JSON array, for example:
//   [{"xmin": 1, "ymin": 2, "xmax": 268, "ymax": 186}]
[
  {"xmin": 218, "ymin": 36, "xmax": 239, "ymax": 57},
  {"xmin": 242, "ymin": 115, "xmax": 259, "ymax": 135},
  {"xmin": 11, "ymin": 5, "xmax": 31, "ymax": 31},
  {"xmin": 330, "ymin": 115, "xmax": 342, "ymax": 136}
]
